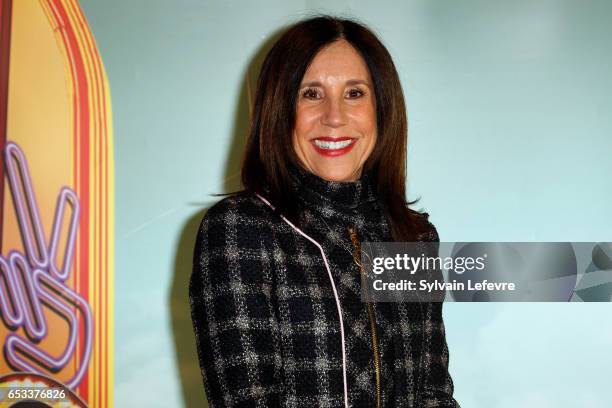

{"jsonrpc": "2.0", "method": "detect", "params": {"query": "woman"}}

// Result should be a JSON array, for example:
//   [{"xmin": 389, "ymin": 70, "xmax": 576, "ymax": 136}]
[{"xmin": 190, "ymin": 15, "xmax": 460, "ymax": 408}]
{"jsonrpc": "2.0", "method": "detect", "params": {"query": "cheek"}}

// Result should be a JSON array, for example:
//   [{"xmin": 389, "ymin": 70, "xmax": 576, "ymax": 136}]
[
  {"xmin": 367, "ymin": 104, "xmax": 377, "ymax": 134},
  {"xmin": 358, "ymin": 107, "xmax": 377, "ymax": 158},
  {"xmin": 357, "ymin": 106, "xmax": 377, "ymax": 142},
  {"xmin": 293, "ymin": 110, "xmax": 312, "ymax": 159},
  {"xmin": 294, "ymin": 107, "xmax": 318, "ymax": 141}
]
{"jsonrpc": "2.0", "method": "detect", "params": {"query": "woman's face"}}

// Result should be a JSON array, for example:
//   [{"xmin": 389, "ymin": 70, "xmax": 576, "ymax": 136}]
[{"xmin": 293, "ymin": 39, "xmax": 377, "ymax": 182}]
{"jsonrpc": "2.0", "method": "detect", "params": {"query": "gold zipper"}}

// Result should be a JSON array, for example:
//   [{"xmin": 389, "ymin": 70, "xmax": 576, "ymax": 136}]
[{"xmin": 347, "ymin": 227, "xmax": 381, "ymax": 408}]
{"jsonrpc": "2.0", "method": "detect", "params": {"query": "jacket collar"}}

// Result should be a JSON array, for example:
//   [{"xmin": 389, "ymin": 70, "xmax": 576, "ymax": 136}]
[{"xmin": 288, "ymin": 163, "xmax": 378, "ymax": 211}]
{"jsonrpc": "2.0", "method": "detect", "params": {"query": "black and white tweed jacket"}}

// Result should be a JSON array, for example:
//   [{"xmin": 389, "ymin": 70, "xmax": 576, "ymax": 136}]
[{"xmin": 189, "ymin": 165, "xmax": 460, "ymax": 408}]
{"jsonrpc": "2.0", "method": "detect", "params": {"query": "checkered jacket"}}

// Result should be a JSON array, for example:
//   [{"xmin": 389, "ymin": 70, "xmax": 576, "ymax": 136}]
[{"xmin": 189, "ymin": 166, "xmax": 460, "ymax": 407}]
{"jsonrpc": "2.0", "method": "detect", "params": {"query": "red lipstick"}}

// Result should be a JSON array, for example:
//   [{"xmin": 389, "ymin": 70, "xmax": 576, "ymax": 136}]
[{"xmin": 310, "ymin": 137, "xmax": 356, "ymax": 157}]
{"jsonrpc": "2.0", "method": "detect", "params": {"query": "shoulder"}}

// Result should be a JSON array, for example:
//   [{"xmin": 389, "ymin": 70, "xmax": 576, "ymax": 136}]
[
  {"xmin": 191, "ymin": 192, "xmax": 278, "ymax": 295},
  {"xmin": 202, "ymin": 191, "xmax": 275, "ymax": 227},
  {"xmin": 407, "ymin": 208, "xmax": 440, "ymax": 242},
  {"xmin": 193, "ymin": 192, "xmax": 278, "ymax": 265},
  {"xmin": 197, "ymin": 192, "xmax": 278, "ymax": 244}
]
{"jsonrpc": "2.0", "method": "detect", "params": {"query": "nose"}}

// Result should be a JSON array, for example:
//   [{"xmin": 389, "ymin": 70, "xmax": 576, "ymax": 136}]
[{"xmin": 321, "ymin": 98, "xmax": 348, "ymax": 128}]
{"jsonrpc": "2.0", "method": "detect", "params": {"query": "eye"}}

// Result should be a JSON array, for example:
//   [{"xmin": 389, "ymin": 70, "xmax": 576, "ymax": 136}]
[
  {"xmin": 346, "ymin": 87, "xmax": 366, "ymax": 99},
  {"xmin": 301, "ymin": 88, "xmax": 321, "ymax": 100}
]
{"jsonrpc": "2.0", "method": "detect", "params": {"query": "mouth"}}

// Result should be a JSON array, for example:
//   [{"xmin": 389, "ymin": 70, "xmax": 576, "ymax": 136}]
[{"xmin": 310, "ymin": 137, "xmax": 357, "ymax": 157}]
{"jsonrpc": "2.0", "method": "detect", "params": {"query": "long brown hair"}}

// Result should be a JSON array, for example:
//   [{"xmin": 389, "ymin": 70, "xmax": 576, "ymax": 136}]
[{"xmin": 241, "ymin": 15, "xmax": 427, "ymax": 241}]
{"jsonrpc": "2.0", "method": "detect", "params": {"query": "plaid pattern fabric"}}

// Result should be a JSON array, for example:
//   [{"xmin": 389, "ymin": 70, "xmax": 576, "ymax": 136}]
[{"xmin": 189, "ymin": 166, "xmax": 460, "ymax": 408}]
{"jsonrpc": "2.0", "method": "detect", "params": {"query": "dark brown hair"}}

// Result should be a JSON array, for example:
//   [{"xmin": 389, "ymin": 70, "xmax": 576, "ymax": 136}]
[{"xmin": 241, "ymin": 15, "xmax": 427, "ymax": 241}]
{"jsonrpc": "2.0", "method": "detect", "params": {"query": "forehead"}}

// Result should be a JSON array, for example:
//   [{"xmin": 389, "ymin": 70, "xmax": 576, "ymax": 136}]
[{"xmin": 302, "ymin": 39, "xmax": 371, "ymax": 82}]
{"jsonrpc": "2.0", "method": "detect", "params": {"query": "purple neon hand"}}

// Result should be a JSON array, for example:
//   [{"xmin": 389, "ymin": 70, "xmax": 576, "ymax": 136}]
[{"xmin": 1, "ymin": 141, "xmax": 93, "ymax": 389}]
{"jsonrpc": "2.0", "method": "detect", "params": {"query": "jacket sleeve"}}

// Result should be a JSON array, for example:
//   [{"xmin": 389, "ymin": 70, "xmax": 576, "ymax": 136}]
[
  {"xmin": 416, "ymin": 215, "xmax": 461, "ymax": 408},
  {"xmin": 189, "ymin": 198, "xmax": 284, "ymax": 407}
]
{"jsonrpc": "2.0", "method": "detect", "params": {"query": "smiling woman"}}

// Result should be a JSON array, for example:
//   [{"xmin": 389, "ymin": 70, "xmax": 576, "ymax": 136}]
[
  {"xmin": 293, "ymin": 40, "xmax": 377, "ymax": 182},
  {"xmin": 189, "ymin": 15, "xmax": 460, "ymax": 408}
]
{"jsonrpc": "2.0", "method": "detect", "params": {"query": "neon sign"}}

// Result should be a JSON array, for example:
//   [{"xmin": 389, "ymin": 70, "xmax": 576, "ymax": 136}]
[{"xmin": 1, "ymin": 141, "xmax": 92, "ymax": 388}]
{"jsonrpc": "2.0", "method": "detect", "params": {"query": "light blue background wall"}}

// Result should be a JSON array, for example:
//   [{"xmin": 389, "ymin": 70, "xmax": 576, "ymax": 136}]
[{"xmin": 80, "ymin": 1, "xmax": 612, "ymax": 407}]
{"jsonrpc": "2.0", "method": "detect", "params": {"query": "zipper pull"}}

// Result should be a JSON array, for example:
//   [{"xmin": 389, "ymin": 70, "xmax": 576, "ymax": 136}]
[
  {"xmin": 347, "ymin": 227, "xmax": 359, "ymax": 247},
  {"xmin": 347, "ymin": 227, "xmax": 362, "ymax": 269}
]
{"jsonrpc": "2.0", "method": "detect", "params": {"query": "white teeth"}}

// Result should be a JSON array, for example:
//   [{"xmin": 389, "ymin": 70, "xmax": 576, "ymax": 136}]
[{"xmin": 314, "ymin": 139, "xmax": 354, "ymax": 150}]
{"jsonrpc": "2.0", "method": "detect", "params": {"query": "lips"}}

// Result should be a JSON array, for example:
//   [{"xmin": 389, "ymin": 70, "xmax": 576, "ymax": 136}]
[{"xmin": 310, "ymin": 136, "xmax": 357, "ymax": 157}]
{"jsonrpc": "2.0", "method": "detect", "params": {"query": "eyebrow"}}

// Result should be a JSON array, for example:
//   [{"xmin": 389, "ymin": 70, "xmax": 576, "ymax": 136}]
[{"xmin": 299, "ymin": 79, "xmax": 371, "ymax": 88}]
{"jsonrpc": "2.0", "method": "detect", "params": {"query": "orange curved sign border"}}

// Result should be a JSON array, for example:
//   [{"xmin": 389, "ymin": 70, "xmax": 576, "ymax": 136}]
[{"xmin": 1, "ymin": 0, "xmax": 114, "ymax": 406}]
